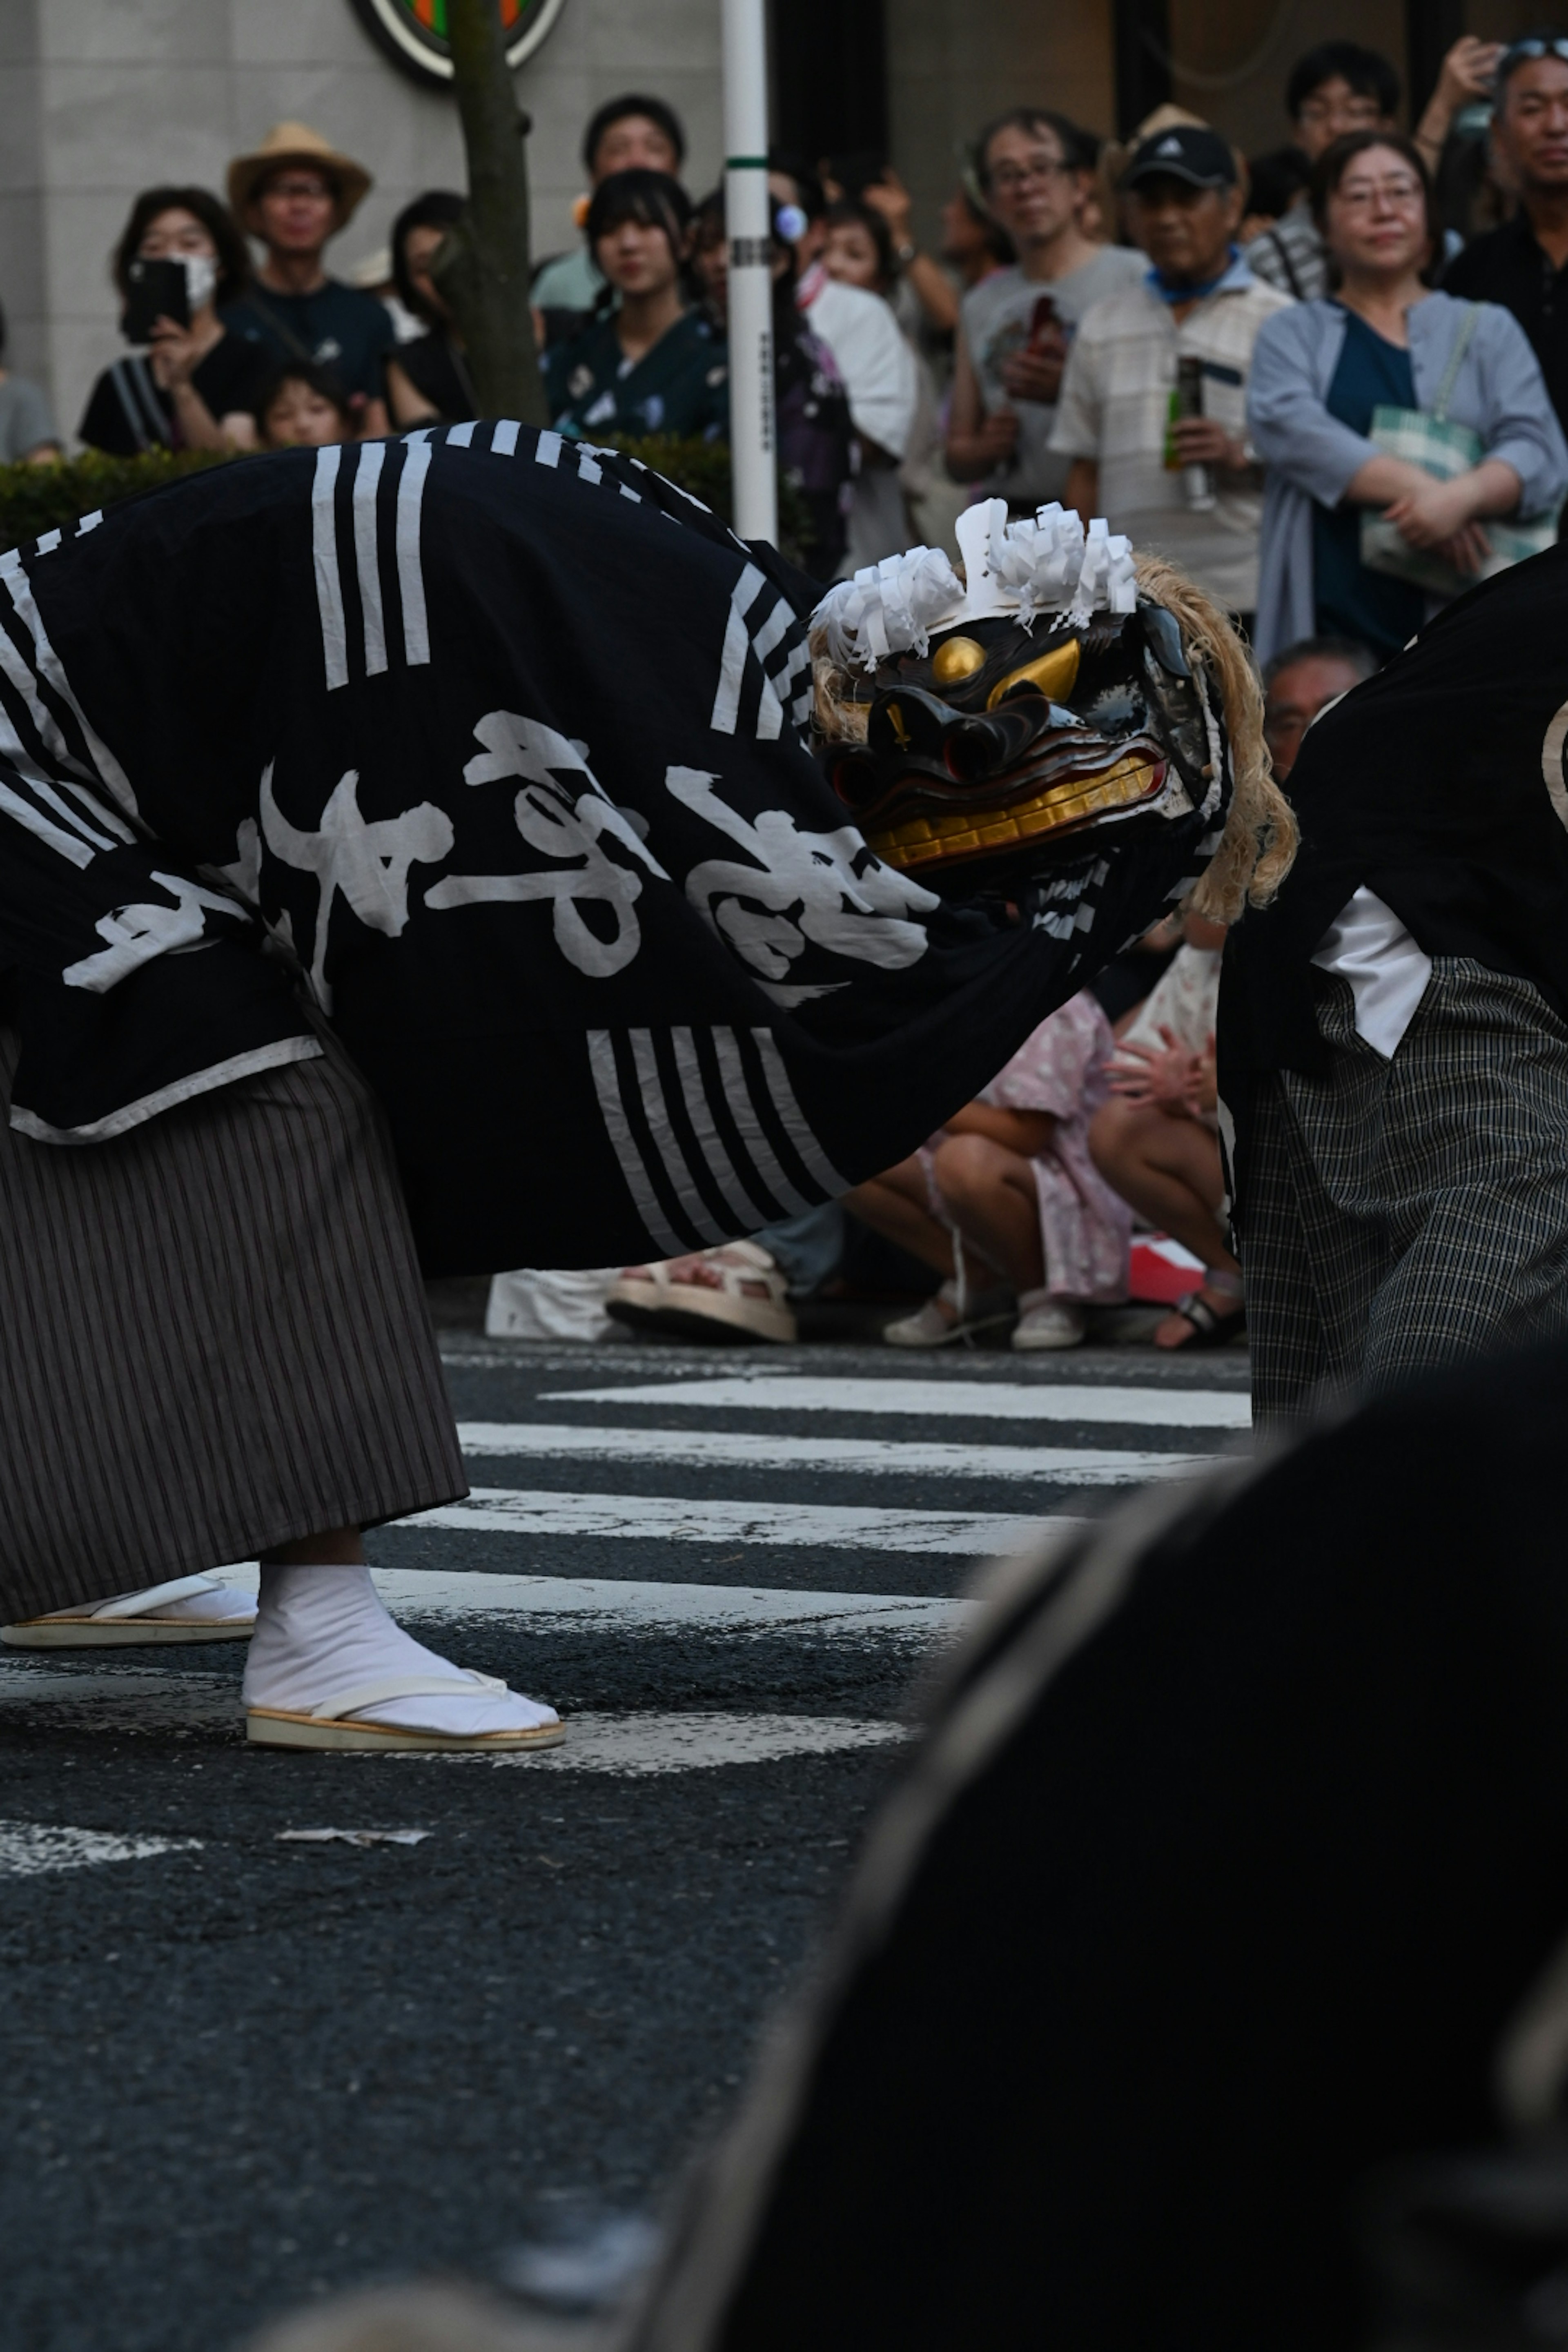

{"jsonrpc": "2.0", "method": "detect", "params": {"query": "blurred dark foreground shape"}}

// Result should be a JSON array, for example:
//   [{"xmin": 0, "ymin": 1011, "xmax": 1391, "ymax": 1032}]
[{"xmin": 249, "ymin": 1345, "xmax": 1568, "ymax": 2352}]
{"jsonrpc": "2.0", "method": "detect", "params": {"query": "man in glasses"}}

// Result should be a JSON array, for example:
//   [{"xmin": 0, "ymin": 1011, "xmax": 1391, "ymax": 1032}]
[
  {"xmin": 222, "ymin": 122, "xmax": 393, "ymax": 437},
  {"xmin": 945, "ymin": 108, "xmax": 1143, "ymax": 516},
  {"xmin": 1444, "ymin": 35, "xmax": 1568, "ymax": 440},
  {"xmin": 1244, "ymin": 40, "xmax": 1400, "ymax": 303}
]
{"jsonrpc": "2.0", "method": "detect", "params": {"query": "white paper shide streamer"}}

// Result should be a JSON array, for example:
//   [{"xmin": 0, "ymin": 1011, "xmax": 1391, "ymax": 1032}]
[{"xmin": 814, "ymin": 496, "xmax": 1137, "ymax": 673}]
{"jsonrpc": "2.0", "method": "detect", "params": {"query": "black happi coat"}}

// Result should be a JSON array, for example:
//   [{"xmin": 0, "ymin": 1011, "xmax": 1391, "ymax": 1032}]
[
  {"xmin": 1223, "ymin": 547, "xmax": 1568, "ymax": 1080},
  {"xmin": 0, "ymin": 424, "xmax": 1226, "ymax": 1273}
]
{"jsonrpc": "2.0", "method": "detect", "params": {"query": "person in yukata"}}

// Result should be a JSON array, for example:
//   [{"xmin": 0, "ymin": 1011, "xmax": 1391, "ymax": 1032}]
[{"xmin": 544, "ymin": 171, "xmax": 726, "ymax": 442}]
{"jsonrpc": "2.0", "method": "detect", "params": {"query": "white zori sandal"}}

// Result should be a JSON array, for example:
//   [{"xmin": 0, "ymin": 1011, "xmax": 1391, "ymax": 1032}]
[
  {"xmin": 605, "ymin": 1241, "xmax": 796, "ymax": 1344},
  {"xmin": 0, "ymin": 1572, "xmax": 257, "ymax": 1649},
  {"xmin": 241, "ymin": 1563, "xmax": 565, "ymax": 1754}
]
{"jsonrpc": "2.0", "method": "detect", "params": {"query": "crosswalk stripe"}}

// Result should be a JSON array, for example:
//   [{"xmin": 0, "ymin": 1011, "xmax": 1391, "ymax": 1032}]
[
  {"xmin": 0, "ymin": 1819, "xmax": 203, "ymax": 1877},
  {"xmin": 399, "ymin": 1713, "xmax": 908, "ymax": 1774},
  {"xmin": 408, "ymin": 1489, "xmax": 1071, "ymax": 1554},
  {"xmin": 217, "ymin": 1566, "xmax": 970, "ymax": 1636},
  {"xmin": 454, "ymin": 1423, "xmax": 1217, "ymax": 1484},
  {"xmin": 543, "ymin": 1376, "xmax": 1252, "ymax": 1431}
]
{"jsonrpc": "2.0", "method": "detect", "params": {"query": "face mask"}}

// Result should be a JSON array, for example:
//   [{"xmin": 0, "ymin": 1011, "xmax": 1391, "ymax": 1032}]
[{"xmin": 183, "ymin": 254, "xmax": 218, "ymax": 312}]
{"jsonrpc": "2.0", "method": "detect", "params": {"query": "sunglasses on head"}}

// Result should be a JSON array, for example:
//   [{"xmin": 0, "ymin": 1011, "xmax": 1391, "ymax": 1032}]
[{"xmin": 1499, "ymin": 34, "xmax": 1568, "ymax": 80}]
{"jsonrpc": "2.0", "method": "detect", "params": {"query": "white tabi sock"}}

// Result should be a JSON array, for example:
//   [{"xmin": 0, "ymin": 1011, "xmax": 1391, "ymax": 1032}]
[{"xmin": 242, "ymin": 1562, "xmax": 560, "ymax": 1736}]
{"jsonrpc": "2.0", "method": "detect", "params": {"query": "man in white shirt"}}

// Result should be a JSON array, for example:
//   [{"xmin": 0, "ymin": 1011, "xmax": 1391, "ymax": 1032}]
[
  {"xmin": 945, "ymin": 108, "xmax": 1145, "ymax": 513},
  {"xmin": 1050, "ymin": 125, "xmax": 1293, "ymax": 622}
]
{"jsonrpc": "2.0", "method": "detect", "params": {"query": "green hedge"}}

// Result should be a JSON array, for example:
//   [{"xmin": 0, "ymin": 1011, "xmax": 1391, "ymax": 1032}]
[
  {"xmin": 0, "ymin": 447, "xmax": 232, "ymax": 552},
  {"xmin": 0, "ymin": 436, "xmax": 810, "ymax": 566}
]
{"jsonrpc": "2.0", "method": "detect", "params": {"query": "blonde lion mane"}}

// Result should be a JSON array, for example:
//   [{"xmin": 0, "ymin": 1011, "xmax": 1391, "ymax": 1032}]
[{"xmin": 810, "ymin": 550, "xmax": 1296, "ymax": 927}]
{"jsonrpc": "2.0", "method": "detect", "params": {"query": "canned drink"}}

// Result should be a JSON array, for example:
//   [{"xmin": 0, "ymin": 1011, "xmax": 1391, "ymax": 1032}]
[{"xmin": 1166, "ymin": 353, "xmax": 1215, "ymax": 510}]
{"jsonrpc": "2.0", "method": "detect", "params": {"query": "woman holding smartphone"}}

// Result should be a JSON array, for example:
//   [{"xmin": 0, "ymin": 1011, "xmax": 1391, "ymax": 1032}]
[{"xmin": 80, "ymin": 186, "xmax": 271, "ymax": 456}]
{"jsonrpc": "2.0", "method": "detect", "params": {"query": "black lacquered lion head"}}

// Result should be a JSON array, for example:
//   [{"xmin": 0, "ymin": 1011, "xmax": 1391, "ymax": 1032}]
[
  {"xmin": 824, "ymin": 600, "xmax": 1215, "ymax": 890},
  {"xmin": 809, "ymin": 511, "xmax": 1228, "ymax": 895}
]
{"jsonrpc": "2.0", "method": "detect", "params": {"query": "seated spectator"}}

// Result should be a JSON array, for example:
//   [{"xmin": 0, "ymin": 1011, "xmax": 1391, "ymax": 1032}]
[
  {"xmin": 844, "ymin": 991, "xmax": 1130, "ymax": 1354},
  {"xmin": 79, "ymin": 184, "xmax": 267, "ymax": 455},
  {"xmin": 253, "ymin": 360, "xmax": 354, "ymax": 448},
  {"xmin": 544, "ymin": 170, "xmax": 726, "ymax": 441},
  {"xmin": 0, "ymin": 300, "xmax": 59, "ymax": 463},
  {"xmin": 947, "ymin": 108, "xmax": 1143, "ymax": 518},
  {"xmin": 1248, "ymin": 132, "xmax": 1568, "ymax": 665},
  {"xmin": 691, "ymin": 189, "xmax": 853, "ymax": 578},
  {"xmin": 1244, "ymin": 40, "xmax": 1400, "ymax": 301},
  {"xmin": 383, "ymin": 191, "xmax": 475, "ymax": 428},
  {"xmin": 1442, "ymin": 36, "xmax": 1568, "ymax": 443},
  {"xmin": 1090, "ymin": 635, "xmax": 1374, "ymax": 1351},
  {"xmin": 221, "ymin": 123, "xmax": 392, "ymax": 437},
  {"xmin": 1051, "ymin": 126, "xmax": 1292, "ymax": 630},
  {"xmin": 532, "ymin": 93, "xmax": 687, "ymax": 331}
]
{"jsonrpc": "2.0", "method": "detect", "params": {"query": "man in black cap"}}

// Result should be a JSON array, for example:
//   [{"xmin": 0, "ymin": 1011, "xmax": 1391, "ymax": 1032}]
[{"xmin": 1051, "ymin": 125, "xmax": 1292, "ymax": 627}]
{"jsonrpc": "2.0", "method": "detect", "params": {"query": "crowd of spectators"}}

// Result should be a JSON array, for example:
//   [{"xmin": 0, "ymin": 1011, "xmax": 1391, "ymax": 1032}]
[{"xmin": 15, "ymin": 35, "xmax": 1568, "ymax": 1353}]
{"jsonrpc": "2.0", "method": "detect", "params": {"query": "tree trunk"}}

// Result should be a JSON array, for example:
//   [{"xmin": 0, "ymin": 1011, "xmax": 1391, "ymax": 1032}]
[{"xmin": 436, "ymin": 0, "xmax": 548, "ymax": 425}]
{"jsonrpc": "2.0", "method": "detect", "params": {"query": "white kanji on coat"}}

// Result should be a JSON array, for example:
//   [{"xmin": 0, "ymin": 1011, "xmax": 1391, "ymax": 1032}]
[
  {"xmin": 260, "ymin": 763, "xmax": 454, "ymax": 1010},
  {"xmin": 61, "ymin": 871, "xmax": 247, "ymax": 993},
  {"xmin": 668, "ymin": 764, "xmax": 937, "ymax": 980},
  {"xmin": 426, "ymin": 712, "xmax": 668, "ymax": 980}
]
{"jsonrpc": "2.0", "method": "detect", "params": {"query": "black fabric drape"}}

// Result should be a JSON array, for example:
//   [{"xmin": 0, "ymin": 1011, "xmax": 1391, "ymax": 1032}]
[{"xmin": 0, "ymin": 425, "xmax": 1226, "ymax": 1271}]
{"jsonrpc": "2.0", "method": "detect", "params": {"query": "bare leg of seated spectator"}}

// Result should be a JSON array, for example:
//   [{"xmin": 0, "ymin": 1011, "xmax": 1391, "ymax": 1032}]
[
  {"xmin": 1089, "ymin": 1094, "xmax": 1243, "ymax": 1349},
  {"xmin": 846, "ymin": 1134, "xmax": 1044, "ymax": 1347}
]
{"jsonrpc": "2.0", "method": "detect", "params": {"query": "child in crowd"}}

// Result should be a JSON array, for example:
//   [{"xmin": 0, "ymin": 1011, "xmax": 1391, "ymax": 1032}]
[
  {"xmin": 845, "ymin": 990, "xmax": 1131, "ymax": 1352},
  {"xmin": 254, "ymin": 361, "xmax": 354, "ymax": 449}
]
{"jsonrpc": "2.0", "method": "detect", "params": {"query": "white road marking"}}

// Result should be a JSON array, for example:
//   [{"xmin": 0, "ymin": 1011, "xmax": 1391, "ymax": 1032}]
[
  {"xmin": 0, "ymin": 1670, "xmax": 237, "ymax": 1733},
  {"xmin": 72, "ymin": 1570, "xmax": 975, "ymax": 1638},
  {"xmin": 276, "ymin": 1827, "xmax": 430, "ymax": 1847},
  {"xmin": 399, "ymin": 1711, "xmax": 909, "ymax": 1774},
  {"xmin": 0, "ymin": 1819, "xmax": 203, "ymax": 1878},
  {"xmin": 406, "ymin": 1488, "xmax": 1071, "ymax": 1554},
  {"xmin": 543, "ymin": 1376, "xmax": 1252, "ymax": 1430},
  {"xmin": 455, "ymin": 1422, "xmax": 1216, "ymax": 1485}
]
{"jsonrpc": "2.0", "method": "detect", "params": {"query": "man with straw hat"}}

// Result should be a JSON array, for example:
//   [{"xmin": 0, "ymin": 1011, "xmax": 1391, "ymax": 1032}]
[{"xmin": 222, "ymin": 122, "xmax": 392, "ymax": 435}]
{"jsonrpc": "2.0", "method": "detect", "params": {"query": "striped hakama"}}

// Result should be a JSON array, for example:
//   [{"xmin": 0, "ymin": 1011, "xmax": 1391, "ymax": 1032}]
[
  {"xmin": 1239, "ymin": 961, "xmax": 1568, "ymax": 1430},
  {"xmin": 0, "ymin": 1024, "xmax": 466, "ymax": 1625}
]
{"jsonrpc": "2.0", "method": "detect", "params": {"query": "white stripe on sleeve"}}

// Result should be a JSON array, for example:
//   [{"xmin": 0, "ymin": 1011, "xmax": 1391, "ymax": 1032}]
[
  {"xmin": 311, "ymin": 444, "xmax": 348, "ymax": 692},
  {"xmin": 627, "ymin": 1029, "xmax": 728, "ymax": 1244},
  {"xmin": 396, "ymin": 435, "xmax": 432, "ymax": 669},
  {"xmin": 750, "ymin": 1028, "xmax": 849, "ymax": 1192},
  {"xmin": 587, "ymin": 1031, "xmax": 687, "ymax": 1257},
  {"xmin": 351, "ymin": 441, "xmax": 387, "ymax": 677}
]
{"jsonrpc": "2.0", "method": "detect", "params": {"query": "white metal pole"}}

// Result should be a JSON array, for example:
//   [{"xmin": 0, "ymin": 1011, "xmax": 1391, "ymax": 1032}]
[{"xmin": 722, "ymin": 0, "xmax": 777, "ymax": 546}]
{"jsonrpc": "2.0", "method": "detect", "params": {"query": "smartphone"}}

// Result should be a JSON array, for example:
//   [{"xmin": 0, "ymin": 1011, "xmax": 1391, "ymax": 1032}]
[{"xmin": 122, "ymin": 258, "xmax": 189, "ymax": 345}]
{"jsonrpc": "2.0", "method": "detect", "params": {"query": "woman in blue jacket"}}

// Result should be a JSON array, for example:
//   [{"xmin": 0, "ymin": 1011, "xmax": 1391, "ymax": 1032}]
[{"xmin": 1248, "ymin": 132, "xmax": 1568, "ymax": 664}]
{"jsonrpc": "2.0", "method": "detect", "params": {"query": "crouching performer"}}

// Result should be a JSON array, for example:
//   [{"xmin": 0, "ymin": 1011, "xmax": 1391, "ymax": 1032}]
[
  {"xmin": 0, "ymin": 437, "xmax": 1287, "ymax": 1748},
  {"xmin": 1224, "ymin": 547, "xmax": 1568, "ymax": 1430}
]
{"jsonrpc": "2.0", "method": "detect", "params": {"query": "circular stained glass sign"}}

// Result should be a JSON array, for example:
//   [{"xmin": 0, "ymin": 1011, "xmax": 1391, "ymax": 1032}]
[{"xmin": 348, "ymin": 0, "xmax": 568, "ymax": 84}]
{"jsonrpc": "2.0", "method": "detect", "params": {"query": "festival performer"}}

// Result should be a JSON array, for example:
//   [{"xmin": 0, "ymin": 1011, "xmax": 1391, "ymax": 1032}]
[
  {"xmin": 0, "ymin": 432, "xmax": 1287, "ymax": 1748},
  {"xmin": 1223, "ymin": 546, "xmax": 1568, "ymax": 1428}
]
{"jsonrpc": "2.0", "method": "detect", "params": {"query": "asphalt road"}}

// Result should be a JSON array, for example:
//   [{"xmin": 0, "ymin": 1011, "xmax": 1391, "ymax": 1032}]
[{"xmin": 0, "ymin": 1327, "xmax": 1250, "ymax": 2352}]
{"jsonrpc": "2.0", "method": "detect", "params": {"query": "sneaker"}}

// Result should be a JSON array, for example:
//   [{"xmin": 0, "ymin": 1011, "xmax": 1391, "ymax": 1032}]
[
  {"xmin": 883, "ymin": 1278, "xmax": 1016, "ymax": 1348},
  {"xmin": 1011, "ymin": 1292, "xmax": 1087, "ymax": 1352}
]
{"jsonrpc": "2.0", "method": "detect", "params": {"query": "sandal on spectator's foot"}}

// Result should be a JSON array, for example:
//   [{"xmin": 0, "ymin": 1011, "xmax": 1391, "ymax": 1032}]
[
  {"xmin": 606, "ymin": 1242, "xmax": 797, "ymax": 1344},
  {"xmin": 1011, "ymin": 1292, "xmax": 1088, "ymax": 1352},
  {"xmin": 883, "ymin": 1277, "xmax": 1016, "ymax": 1348},
  {"xmin": 1, "ymin": 1572, "xmax": 256, "ymax": 1648},
  {"xmin": 247, "ymin": 1671, "xmax": 566, "ymax": 1753},
  {"xmin": 1160, "ymin": 1288, "xmax": 1247, "ymax": 1350}
]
